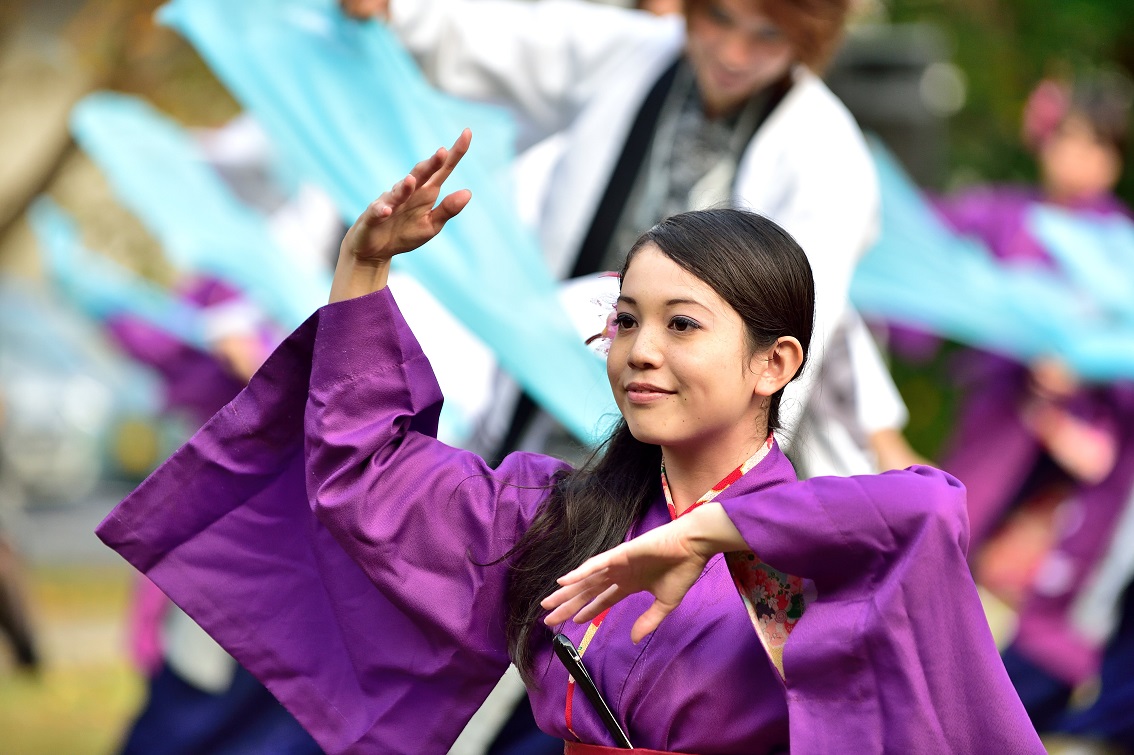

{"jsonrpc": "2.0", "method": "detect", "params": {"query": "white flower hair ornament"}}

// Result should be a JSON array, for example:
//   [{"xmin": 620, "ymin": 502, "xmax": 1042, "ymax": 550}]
[{"xmin": 556, "ymin": 271, "xmax": 621, "ymax": 357}]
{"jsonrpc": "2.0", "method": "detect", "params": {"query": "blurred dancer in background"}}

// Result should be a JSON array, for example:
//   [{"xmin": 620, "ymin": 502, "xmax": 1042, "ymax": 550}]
[
  {"xmin": 0, "ymin": 546, "xmax": 38, "ymax": 673},
  {"xmin": 932, "ymin": 72, "xmax": 1134, "ymax": 740},
  {"xmin": 342, "ymin": 0, "xmax": 919, "ymax": 476}
]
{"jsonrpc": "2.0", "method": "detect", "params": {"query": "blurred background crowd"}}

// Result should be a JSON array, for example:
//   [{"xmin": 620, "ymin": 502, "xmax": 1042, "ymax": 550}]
[{"xmin": 1, "ymin": 0, "xmax": 1134, "ymax": 752}]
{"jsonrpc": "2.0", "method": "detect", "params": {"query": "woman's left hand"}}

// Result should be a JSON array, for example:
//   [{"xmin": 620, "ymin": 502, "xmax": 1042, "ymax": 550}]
[{"xmin": 541, "ymin": 516, "xmax": 716, "ymax": 644}]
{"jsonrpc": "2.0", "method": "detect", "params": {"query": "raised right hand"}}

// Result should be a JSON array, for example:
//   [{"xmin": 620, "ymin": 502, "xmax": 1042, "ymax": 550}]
[
  {"xmin": 330, "ymin": 129, "xmax": 472, "ymax": 302},
  {"xmin": 342, "ymin": 129, "xmax": 472, "ymax": 264}
]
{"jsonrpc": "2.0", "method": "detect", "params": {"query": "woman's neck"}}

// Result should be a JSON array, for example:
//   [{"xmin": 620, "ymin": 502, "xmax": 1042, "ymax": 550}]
[{"xmin": 662, "ymin": 432, "xmax": 768, "ymax": 516}]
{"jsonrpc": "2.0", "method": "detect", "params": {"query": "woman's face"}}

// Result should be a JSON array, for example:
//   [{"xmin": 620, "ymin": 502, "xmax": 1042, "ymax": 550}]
[
  {"xmin": 685, "ymin": 0, "xmax": 796, "ymax": 118},
  {"xmin": 607, "ymin": 244, "xmax": 769, "ymax": 455},
  {"xmin": 1040, "ymin": 114, "xmax": 1122, "ymax": 203}
]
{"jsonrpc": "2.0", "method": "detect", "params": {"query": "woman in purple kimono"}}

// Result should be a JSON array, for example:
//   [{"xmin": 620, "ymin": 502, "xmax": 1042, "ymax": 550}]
[
  {"xmin": 98, "ymin": 131, "xmax": 1041, "ymax": 753},
  {"xmin": 930, "ymin": 74, "xmax": 1134, "ymax": 732}
]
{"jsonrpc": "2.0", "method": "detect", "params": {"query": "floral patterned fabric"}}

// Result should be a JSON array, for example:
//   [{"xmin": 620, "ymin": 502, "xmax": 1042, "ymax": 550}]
[
  {"xmin": 565, "ymin": 434, "xmax": 801, "ymax": 729},
  {"xmin": 662, "ymin": 434, "xmax": 815, "ymax": 678}
]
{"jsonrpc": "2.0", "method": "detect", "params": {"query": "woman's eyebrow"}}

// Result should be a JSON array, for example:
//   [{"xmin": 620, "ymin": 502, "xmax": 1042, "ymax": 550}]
[
  {"xmin": 617, "ymin": 295, "xmax": 710, "ymax": 309},
  {"xmin": 665, "ymin": 297, "xmax": 707, "ymax": 308}
]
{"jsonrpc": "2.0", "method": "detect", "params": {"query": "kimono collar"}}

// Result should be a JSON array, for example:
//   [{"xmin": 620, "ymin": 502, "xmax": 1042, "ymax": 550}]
[{"xmin": 661, "ymin": 433, "xmax": 775, "ymax": 520}]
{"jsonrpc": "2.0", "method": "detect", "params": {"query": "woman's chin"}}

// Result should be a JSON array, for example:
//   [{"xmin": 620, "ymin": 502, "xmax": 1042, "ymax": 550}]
[{"xmin": 625, "ymin": 422, "xmax": 676, "ymax": 449}]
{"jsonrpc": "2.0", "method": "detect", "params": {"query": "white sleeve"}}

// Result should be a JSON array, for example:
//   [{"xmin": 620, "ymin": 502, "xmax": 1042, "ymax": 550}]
[
  {"xmin": 733, "ymin": 76, "xmax": 880, "ymax": 443},
  {"xmin": 847, "ymin": 314, "xmax": 908, "ymax": 434},
  {"xmin": 388, "ymin": 0, "xmax": 678, "ymax": 145}
]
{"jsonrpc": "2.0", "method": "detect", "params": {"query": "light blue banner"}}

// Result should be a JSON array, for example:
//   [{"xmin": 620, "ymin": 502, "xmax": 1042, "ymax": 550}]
[
  {"xmin": 1027, "ymin": 206, "xmax": 1134, "ymax": 325},
  {"xmin": 158, "ymin": 0, "xmax": 616, "ymax": 443},
  {"xmin": 70, "ymin": 92, "xmax": 331, "ymax": 332},
  {"xmin": 852, "ymin": 141, "xmax": 1134, "ymax": 382},
  {"xmin": 30, "ymin": 196, "xmax": 211, "ymax": 349}
]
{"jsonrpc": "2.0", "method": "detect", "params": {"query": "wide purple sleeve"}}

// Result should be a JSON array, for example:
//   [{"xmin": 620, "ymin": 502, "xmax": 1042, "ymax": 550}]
[
  {"xmin": 720, "ymin": 466, "xmax": 1045, "ymax": 754},
  {"xmin": 304, "ymin": 287, "xmax": 571, "ymax": 694},
  {"xmin": 97, "ymin": 288, "xmax": 566, "ymax": 754},
  {"xmin": 932, "ymin": 186, "xmax": 1054, "ymax": 267}
]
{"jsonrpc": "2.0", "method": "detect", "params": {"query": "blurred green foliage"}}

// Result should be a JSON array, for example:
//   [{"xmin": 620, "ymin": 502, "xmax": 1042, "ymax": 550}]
[{"xmin": 888, "ymin": 0, "xmax": 1134, "ymax": 202}]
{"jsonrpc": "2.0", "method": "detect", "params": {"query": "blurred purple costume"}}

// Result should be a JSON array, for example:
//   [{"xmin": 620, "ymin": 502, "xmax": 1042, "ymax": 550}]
[
  {"xmin": 98, "ymin": 289, "xmax": 1041, "ymax": 753},
  {"xmin": 104, "ymin": 277, "xmax": 251, "ymax": 426},
  {"xmin": 935, "ymin": 187, "xmax": 1134, "ymax": 686}
]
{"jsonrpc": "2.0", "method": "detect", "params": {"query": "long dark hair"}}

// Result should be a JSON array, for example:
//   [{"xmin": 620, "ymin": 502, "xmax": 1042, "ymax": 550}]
[{"xmin": 504, "ymin": 209, "xmax": 815, "ymax": 684}]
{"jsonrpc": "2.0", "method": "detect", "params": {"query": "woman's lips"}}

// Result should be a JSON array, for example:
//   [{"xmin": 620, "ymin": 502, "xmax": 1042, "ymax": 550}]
[{"xmin": 625, "ymin": 383, "xmax": 675, "ymax": 404}]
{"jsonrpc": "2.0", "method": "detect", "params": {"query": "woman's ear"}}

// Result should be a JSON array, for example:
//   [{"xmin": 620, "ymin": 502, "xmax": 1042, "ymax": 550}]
[{"xmin": 752, "ymin": 336, "xmax": 804, "ymax": 397}]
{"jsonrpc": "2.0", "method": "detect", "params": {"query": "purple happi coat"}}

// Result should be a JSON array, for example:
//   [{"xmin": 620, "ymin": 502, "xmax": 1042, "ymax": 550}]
[
  {"xmin": 935, "ymin": 187, "xmax": 1134, "ymax": 685},
  {"xmin": 97, "ymin": 288, "xmax": 1042, "ymax": 754}
]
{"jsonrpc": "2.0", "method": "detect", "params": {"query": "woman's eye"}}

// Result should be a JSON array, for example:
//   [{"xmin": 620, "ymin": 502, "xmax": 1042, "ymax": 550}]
[
  {"xmin": 613, "ymin": 313, "xmax": 637, "ymax": 330},
  {"xmin": 670, "ymin": 316, "xmax": 700, "ymax": 333}
]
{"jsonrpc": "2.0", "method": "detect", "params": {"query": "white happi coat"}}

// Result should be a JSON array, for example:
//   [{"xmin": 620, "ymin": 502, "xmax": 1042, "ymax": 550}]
[{"xmin": 389, "ymin": 0, "xmax": 907, "ymax": 475}]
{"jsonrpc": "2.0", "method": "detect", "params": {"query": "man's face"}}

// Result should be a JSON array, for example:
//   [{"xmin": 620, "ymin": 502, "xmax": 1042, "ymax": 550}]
[{"xmin": 685, "ymin": 0, "xmax": 796, "ymax": 118}]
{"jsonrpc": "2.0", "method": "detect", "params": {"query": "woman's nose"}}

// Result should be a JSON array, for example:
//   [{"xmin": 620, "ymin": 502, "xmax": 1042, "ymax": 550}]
[{"xmin": 626, "ymin": 328, "xmax": 663, "ymax": 368}]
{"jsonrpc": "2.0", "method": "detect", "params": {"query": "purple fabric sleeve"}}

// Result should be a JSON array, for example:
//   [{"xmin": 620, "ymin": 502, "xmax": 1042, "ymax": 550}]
[
  {"xmin": 932, "ymin": 187, "xmax": 1018, "ymax": 238},
  {"xmin": 97, "ymin": 288, "xmax": 567, "ymax": 754},
  {"xmin": 305, "ymin": 288, "xmax": 570, "ymax": 676},
  {"xmin": 932, "ymin": 186, "xmax": 1049, "ymax": 266},
  {"xmin": 720, "ymin": 466, "xmax": 1045, "ymax": 754}
]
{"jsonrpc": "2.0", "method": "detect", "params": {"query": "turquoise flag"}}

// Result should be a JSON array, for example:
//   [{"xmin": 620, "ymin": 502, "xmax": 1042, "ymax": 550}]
[
  {"xmin": 69, "ymin": 92, "xmax": 331, "ymax": 332},
  {"xmin": 1027, "ymin": 206, "xmax": 1134, "ymax": 325},
  {"xmin": 852, "ymin": 141, "xmax": 1134, "ymax": 381},
  {"xmin": 156, "ymin": 0, "xmax": 617, "ymax": 444},
  {"xmin": 29, "ymin": 196, "xmax": 211, "ymax": 349}
]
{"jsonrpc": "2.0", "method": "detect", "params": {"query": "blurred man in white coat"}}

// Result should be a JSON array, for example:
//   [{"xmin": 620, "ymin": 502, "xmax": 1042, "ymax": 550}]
[{"xmin": 344, "ymin": 0, "xmax": 917, "ymax": 478}]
